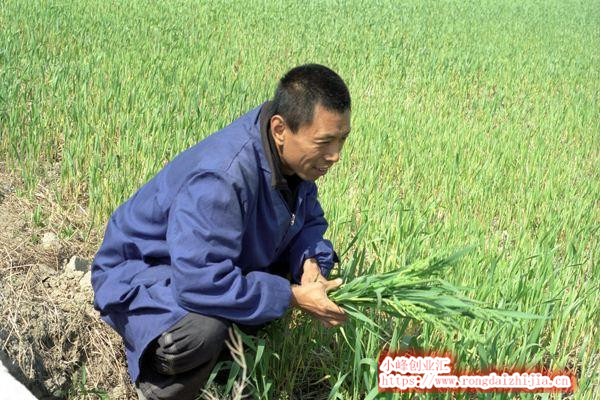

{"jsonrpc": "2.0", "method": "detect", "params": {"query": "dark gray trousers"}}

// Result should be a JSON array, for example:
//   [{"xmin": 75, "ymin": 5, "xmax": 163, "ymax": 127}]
[
  {"xmin": 135, "ymin": 312, "xmax": 265, "ymax": 400},
  {"xmin": 136, "ymin": 264, "xmax": 289, "ymax": 400}
]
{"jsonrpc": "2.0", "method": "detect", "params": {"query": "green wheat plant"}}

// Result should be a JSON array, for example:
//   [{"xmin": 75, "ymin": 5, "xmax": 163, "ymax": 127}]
[{"xmin": 330, "ymin": 247, "xmax": 540, "ymax": 335}]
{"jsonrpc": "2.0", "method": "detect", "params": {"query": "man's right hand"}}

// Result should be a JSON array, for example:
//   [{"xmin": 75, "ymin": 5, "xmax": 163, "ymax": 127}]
[{"xmin": 290, "ymin": 279, "xmax": 347, "ymax": 328}]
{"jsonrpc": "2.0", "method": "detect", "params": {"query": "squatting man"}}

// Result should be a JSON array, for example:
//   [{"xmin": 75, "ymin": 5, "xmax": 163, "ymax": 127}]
[{"xmin": 91, "ymin": 64, "xmax": 351, "ymax": 400}]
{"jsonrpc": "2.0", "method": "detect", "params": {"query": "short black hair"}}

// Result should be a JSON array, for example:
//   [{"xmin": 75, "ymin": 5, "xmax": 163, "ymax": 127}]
[{"xmin": 271, "ymin": 64, "xmax": 351, "ymax": 133}]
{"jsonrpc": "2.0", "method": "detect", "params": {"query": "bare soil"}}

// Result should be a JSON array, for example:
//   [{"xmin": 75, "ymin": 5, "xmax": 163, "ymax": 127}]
[{"xmin": 0, "ymin": 162, "xmax": 134, "ymax": 399}]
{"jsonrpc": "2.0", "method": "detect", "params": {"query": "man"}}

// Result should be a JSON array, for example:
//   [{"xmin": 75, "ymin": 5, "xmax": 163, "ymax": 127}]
[{"xmin": 91, "ymin": 64, "xmax": 351, "ymax": 400}]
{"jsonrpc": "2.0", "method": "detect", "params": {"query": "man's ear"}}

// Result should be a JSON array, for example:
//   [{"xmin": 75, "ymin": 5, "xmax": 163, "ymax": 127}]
[{"xmin": 270, "ymin": 115, "xmax": 287, "ymax": 146}]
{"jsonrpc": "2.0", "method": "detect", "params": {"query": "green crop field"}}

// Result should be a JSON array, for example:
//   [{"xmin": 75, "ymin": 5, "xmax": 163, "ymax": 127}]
[{"xmin": 1, "ymin": 0, "xmax": 598, "ymax": 399}]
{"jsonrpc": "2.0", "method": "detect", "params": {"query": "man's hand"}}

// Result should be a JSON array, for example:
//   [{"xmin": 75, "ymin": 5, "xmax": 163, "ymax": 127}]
[
  {"xmin": 290, "ymin": 278, "xmax": 347, "ymax": 328},
  {"xmin": 301, "ymin": 258, "xmax": 328, "ymax": 285}
]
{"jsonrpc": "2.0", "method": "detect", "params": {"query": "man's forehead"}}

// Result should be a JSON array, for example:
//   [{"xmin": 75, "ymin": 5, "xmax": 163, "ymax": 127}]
[
  {"xmin": 311, "ymin": 109, "xmax": 351, "ymax": 137},
  {"xmin": 315, "ymin": 129, "xmax": 351, "ymax": 139}
]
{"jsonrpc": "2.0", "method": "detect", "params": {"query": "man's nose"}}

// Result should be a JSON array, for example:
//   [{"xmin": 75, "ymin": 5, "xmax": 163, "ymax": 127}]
[
  {"xmin": 326, "ymin": 151, "xmax": 340, "ymax": 163},
  {"xmin": 325, "ymin": 143, "xmax": 342, "ymax": 163}
]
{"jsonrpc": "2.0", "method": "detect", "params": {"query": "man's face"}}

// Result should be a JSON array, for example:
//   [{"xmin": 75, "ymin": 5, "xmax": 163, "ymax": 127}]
[{"xmin": 270, "ymin": 104, "xmax": 351, "ymax": 181}]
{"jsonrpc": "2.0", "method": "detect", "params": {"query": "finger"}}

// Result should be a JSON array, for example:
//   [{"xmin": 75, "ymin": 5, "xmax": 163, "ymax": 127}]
[
  {"xmin": 320, "ymin": 319, "xmax": 332, "ymax": 329},
  {"xmin": 324, "ymin": 309, "xmax": 347, "ymax": 322},
  {"xmin": 320, "ymin": 299, "xmax": 346, "ymax": 315},
  {"xmin": 310, "ymin": 306, "xmax": 338, "ymax": 319},
  {"xmin": 323, "ymin": 278, "xmax": 343, "ymax": 293},
  {"xmin": 301, "ymin": 275, "xmax": 316, "ymax": 285},
  {"xmin": 327, "ymin": 318, "xmax": 345, "ymax": 328},
  {"xmin": 319, "ymin": 313, "xmax": 346, "ymax": 326}
]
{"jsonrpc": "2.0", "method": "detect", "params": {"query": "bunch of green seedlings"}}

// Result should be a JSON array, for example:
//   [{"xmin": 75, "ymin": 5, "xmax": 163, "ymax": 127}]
[{"xmin": 329, "ymin": 247, "xmax": 537, "ymax": 334}]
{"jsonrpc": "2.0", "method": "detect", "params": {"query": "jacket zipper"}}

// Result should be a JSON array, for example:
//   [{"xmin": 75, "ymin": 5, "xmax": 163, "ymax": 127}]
[
  {"xmin": 278, "ymin": 190, "xmax": 296, "ymax": 226},
  {"xmin": 274, "ymin": 191, "xmax": 296, "ymax": 256}
]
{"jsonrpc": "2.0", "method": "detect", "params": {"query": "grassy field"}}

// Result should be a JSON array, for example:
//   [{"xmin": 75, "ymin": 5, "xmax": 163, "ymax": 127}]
[{"xmin": 1, "ymin": 0, "xmax": 598, "ymax": 399}]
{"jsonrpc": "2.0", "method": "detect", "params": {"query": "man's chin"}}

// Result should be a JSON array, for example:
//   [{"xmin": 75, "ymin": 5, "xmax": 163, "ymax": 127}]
[{"xmin": 295, "ymin": 171, "xmax": 317, "ymax": 181}]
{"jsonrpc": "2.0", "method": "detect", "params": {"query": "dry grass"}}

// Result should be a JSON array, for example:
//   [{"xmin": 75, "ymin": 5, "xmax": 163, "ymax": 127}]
[{"xmin": 0, "ymin": 162, "xmax": 135, "ymax": 399}]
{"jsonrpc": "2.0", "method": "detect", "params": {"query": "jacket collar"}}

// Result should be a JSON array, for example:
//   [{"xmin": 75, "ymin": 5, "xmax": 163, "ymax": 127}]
[{"xmin": 259, "ymin": 100, "xmax": 294, "ymax": 191}]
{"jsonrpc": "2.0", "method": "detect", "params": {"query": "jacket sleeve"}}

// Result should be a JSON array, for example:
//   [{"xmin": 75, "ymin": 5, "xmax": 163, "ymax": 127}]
[
  {"xmin": 285, "ymin": 183, "xmax": 339, "ymax": 284},
  {"xmin": 166, "ymin": 170, "xmax": 292, "ymax": 325}
]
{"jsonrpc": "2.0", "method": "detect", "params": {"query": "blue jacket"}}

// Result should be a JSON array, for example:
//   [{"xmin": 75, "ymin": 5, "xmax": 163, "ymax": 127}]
[{"xmin": 91, "ymin": 102, "xmax": 338, "ymax": 382}]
